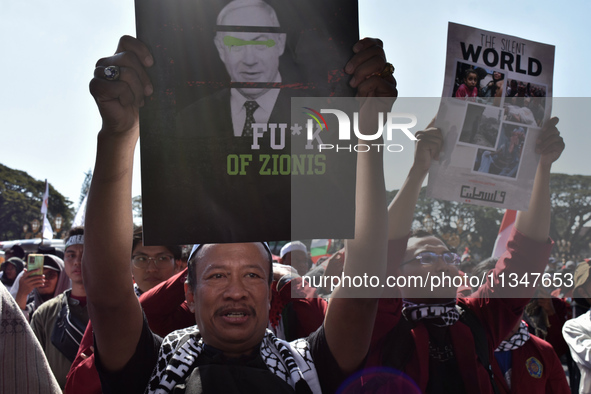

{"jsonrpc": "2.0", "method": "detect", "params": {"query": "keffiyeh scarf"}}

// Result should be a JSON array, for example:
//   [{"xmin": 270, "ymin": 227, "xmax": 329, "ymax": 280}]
[
  {"xmin": 402, "ymin": 299, "xmax": 460, "ymax": 327},
  {"xmin": 134, "ymin": 283, "xmax": 143, "ymax": 298},
  {"xmin": 495, "ymin": 320, "xmax": 530, "ymax": 352},
  {"xmin": 145, "ymin": 326, "xmax": 321, "ymax": 394}
]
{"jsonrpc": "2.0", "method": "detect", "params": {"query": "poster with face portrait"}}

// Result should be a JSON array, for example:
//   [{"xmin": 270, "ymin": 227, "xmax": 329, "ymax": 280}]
[
  {"xmin": 135, "ymin": 0, "xmax": 359, "ymax": 245},
  {"xmin": 427, "ymin": 22, "xmax": 555, "ymax": 210}
]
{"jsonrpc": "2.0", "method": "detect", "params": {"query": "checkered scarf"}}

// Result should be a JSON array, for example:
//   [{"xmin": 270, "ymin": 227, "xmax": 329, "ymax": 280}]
[
  {"xmin": 145, "ymin": 326, "xmax": 321, "ymax": 394},
  {"xmin": 495, "ymin": 320, "xmax": 530, "ymax": 352},
  {"xmin": 402, "ymin": 299, "xmax": 460, "ymax": 327},
  {"xmin": 133, "ymin": 283, "xmax": 143, "ymax": 298}
]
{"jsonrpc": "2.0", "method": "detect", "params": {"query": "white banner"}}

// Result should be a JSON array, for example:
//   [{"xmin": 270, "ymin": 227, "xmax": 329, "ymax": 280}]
[{"xmin": 428, "ymin": 22, "xmax": 555, "ymax": 210}]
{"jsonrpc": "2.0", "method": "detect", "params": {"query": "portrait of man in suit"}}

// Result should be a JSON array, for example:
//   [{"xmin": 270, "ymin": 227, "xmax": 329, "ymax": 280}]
[
  {"xmin": 138, "ymin": 0, "xmax": 359, "ymax": 245},
  {"xmin": 177, "ymin": 0, "xmax": 290, "ymax": 139}
]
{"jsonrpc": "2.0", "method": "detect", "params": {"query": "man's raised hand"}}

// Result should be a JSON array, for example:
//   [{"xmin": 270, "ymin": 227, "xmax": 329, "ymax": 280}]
[{"xmin": 90, "ymin": 36, "xmax": 154, "ymax": 134}]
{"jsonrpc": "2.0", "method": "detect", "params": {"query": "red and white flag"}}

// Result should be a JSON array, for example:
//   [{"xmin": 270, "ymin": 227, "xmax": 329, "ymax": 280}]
[
  {"xmin": 492, "ymin": 209, "xmax": 516, "ymax": 258},
  {"xmin": 310, "ymin": 239, "xmax": 331, "ymax": 265}
]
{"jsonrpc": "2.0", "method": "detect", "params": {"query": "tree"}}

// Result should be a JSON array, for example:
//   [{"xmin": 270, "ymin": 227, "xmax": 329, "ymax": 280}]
[
  {"xmin": 387, "ymin": 173, "xmax": 591, "ymax": 262},
  {"xmin": 132, "ymin": 195, "xmax": 142, "ymax": 221},
  {"xmin": 0, "ymin": 164, "xmax": 74, "ymax": 240},
  {"xmin": 549, "ymin": 173, "xmax": 591, "ymax": 261},
  {"xmin": 387, "ymin": 188, "xmax": 503, "ymax": 261},
  {"xmin": 79, "ymin": 170, "xmax": 92, "ymax": 209}
]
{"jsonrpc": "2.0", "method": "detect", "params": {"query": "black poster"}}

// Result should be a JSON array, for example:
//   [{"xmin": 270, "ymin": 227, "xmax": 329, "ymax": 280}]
[{"xmin": 136, "ymin": 0, "xmax": 359, "ymax": 245}]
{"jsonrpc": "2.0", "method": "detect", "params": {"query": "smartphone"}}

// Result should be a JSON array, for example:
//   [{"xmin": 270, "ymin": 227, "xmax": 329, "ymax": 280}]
[{"xmin": 27, "ymin": 254, "xmax": 44, "ymax": 276}]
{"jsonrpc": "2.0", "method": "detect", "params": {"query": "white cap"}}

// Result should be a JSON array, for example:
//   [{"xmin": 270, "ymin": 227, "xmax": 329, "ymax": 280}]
[{"xmin": 280, "ymin": 241, "xmax": 307, "ymax": 258}]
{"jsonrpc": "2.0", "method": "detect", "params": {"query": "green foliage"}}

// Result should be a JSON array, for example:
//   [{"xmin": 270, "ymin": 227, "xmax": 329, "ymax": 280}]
[
  {"xmin": 549, "ymin": 173, "xmax": 591, "ymax": 260},
  {"xmin": 387, "ymin": 173, "xmax": 591, "ymax": 262},
  {"xmin": 0, "ymin": 164, "xmax": 74, "ymax": 240},
  {"xmin": 387, "ymin": 188, "xmax": 503, "ymax": 261},
  {"xmin": 132, "ymin": 195, "xmax": 142, "ymax": 219},
  {"xmin": 79, "ymin": 170, "xmax": 92, "ymax": 209}
]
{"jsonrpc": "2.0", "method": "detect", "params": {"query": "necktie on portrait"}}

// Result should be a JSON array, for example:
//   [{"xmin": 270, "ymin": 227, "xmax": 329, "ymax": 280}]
[{"xmin": 242, "ymin": 100, "xmax": 260, "ymax": 137}]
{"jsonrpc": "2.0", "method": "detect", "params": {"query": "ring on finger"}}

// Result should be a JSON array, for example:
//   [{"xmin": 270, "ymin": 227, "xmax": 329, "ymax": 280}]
[
  {"xmin": 104, "ymin": 65, "xmax": 121, "ymax": 81},
  {"xmin": 380, "ymin": 62, "xmax": 395, "ymax": 78}
]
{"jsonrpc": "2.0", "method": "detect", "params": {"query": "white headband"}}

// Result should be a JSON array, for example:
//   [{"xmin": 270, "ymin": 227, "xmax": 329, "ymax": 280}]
[
  {"xmin": 280, "ymin": 241, "xmax": 307, "ymax": 258},
  {"xmin": 189, "ymin": 242, "xmax": 271, "ymax": 261},
  {"xmin": 65, "ymin": 234, "xmax": 84, "ymax": 249}
]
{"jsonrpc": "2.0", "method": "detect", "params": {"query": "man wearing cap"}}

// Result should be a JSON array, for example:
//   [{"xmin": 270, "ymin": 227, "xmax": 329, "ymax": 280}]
[
  {"xmin": 85, "ymin": 31, "xmax": 394, "ymax": 392},
  {"xmin": 30, "ymin": 227, "xmax": 89, "ymax": 389},
  {"xmin": 13, "ymin": 253, "xmax": 70, "ymax": 320},
  {"xmin": 280, "ymin": 241, "xmax": 310, "ymax": 276}
]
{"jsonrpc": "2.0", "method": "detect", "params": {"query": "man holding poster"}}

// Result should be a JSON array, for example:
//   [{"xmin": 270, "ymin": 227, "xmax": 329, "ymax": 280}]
[{"xmin": 86, "ymin": 34, "xmax": 396, "ymax": 393}]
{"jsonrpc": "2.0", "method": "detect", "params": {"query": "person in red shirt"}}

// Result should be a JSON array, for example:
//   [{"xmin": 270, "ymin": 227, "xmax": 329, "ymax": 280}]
[
  {"xmin": 455, "ymin": 68, "xmax": 479, "ymax": 99},
  {"xmin": 363, "ymin": 117, "xmax": 564, "ymax": 393},
  {"xmin": 492, "ymin": 319, "xmax": 569, "ymax": 393}
]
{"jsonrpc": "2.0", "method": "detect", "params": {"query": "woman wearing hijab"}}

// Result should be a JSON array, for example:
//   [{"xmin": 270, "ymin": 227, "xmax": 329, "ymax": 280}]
[{"xmin": 0, "ymin": 257, "xmax": 25, "ymax": 291}]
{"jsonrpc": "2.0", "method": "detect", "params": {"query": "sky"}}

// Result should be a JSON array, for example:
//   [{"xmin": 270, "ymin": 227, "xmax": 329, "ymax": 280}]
[{"xmin": 1, "ymin": 0, "xmax": 590, "ymax": 211}]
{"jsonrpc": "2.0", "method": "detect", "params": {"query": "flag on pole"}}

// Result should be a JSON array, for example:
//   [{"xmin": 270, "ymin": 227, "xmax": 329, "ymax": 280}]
[
  {"xmin": 492, "ymin": 209, "xmax": 517, "ymax": 258},
  {"xmin": 41, "ymin": 180, "xmax": 49, "ymax": 215},
  {"xmin": 40, "ymin": 180, "xmax": 53, "ymax": 240},
  {"xmin": 72, "ymin": 194, "xmax": 88, "ymax": 227},
  {"xmin": 42, "ymin": 216, "xmax": 53, "ymax": 240}
]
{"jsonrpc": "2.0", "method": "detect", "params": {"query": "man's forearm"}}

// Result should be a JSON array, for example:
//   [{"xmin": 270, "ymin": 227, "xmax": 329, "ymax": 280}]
[
  {"xmin": 85, "ymin": 36, "xmax": 157, "ymax": 372},
  {"xmin": 84, "ymin": 130, "xmax": 138, "ymax": 307},
  {"xmin": 325, "ymin": 136, "xmax": 387, "ymax": 373},
  {"xmin": 340, "ymin": 138, "xmax": 388, "ymax": 293},
  {"xmin": 387, "ymin": 166, "xmax": 428, "ymax": 241},
  {"xmin": 515, "ymin": 161, "xmax": 551, "ymax": 243}
]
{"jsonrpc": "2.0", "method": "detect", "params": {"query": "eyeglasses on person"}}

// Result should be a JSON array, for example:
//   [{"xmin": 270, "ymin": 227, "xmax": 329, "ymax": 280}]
[
  {"xmin": 401, "ymin": 251, "xmax": 461, "ymax": 267},
  {"xmin": 132, "ymin": 255, "xmax": 174, "ymax": 269},
  {"xmin": 44, "ymin": 270, "xmax": 59, "ymax": 280}
]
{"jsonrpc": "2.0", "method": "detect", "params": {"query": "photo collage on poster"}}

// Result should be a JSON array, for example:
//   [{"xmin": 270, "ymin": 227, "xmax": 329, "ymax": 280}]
[
  {"xmin": 450, "ymin": 61, "xmax": 547, "ymax": 180},
  {"xmin": 135, "ymin": 0, "xmax": 359, "ymax": 244},
  {"xmin": 428, "ymin": 22, "xmax": 554, "ymax": 210}
]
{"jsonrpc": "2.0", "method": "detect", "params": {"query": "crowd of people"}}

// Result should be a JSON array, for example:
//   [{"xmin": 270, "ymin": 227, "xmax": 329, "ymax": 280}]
[
  {"xmin": 0, "ymin": 107, "xmax": 579, "ymax": 393},
  {"xmin": 1, "ymin": 1, "xmax": 586, "ymax": 393}
]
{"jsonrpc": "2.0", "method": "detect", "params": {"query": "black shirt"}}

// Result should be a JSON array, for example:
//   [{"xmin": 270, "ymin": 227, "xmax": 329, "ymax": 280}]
[{"xmin": 95, "ymin": 314, "xmax": 344, "ymax": 394}]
